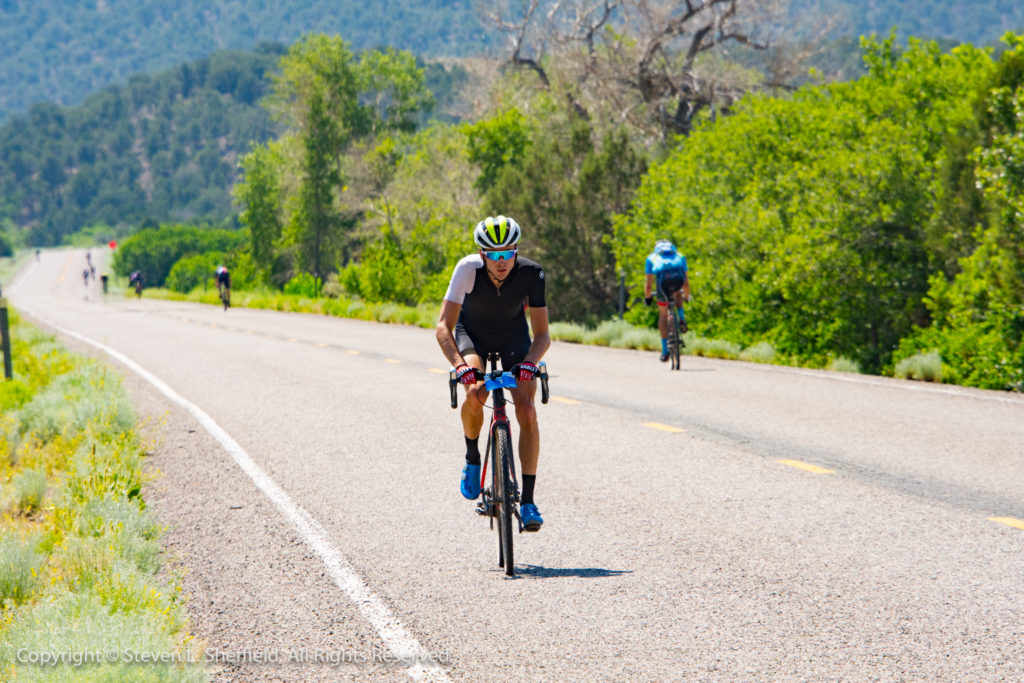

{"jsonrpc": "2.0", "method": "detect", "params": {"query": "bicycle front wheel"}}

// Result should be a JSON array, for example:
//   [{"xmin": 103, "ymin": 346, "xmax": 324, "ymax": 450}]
[{"xmin": 492, "ymin": 423, "xmax": 515, "ymax": 576}]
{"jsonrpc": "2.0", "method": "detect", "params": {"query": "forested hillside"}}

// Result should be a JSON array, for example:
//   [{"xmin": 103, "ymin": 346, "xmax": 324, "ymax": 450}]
[
  {"xmin": 0, "ymin": 0, "xmax": 485, "ymax": 123},
  {"xmin": 0, "ymin": 45, "xmax": 467, "ymax": 246},
  {"xmin": 822, "ymin": 0, "xmax": 1024, "ymax": 46},
  {"xmin": 2, "ymin": 1, "xmax": 1022, "ymax": 124}
]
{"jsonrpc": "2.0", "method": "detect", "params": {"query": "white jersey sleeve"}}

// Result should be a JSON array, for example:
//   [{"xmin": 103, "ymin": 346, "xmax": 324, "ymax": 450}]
[{"xmin": 443, "ymin": 254, "xmax": 484, "ymax": 304}]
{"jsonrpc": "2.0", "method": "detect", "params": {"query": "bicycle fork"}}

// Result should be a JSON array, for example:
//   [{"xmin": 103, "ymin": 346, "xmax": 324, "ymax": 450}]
[{"xmin": 475, "ymin": 410, "xmax": 521, "ymax": 531}]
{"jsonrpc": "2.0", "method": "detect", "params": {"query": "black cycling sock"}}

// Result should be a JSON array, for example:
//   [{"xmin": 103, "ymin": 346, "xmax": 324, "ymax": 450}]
[
  {"xmin": 521, "ymin": 474, "xmax": 536, "ymax": 506},
  {"xmin": 465, "ymin": 436, "xmax": 480, "ymax": 466}
]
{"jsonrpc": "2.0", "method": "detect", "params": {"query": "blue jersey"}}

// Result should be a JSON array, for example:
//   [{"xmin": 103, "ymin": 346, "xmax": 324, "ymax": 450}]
[{"xmin": 645, "ymin": 251, "xmax": 687, "ymax": 280}]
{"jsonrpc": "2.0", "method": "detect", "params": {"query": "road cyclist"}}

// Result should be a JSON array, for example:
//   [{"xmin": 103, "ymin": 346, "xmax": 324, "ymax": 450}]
[
  {"xmin": 435, "ymin": 215, "xmax": 551, "ymax": 532},
  {"xmin": 644, "ymin": 239, "xmax": 691, "ymax": 363}
]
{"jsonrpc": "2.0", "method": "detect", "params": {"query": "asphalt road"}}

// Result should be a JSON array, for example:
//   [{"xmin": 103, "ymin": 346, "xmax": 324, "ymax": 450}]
[{"xmin": 8, "ymin": 249, "xmax": 1024, "ymax": 682}]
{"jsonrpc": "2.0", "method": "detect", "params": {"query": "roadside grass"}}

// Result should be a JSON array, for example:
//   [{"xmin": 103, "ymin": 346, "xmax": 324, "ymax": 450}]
[{"xmin": 0, "ymin": 310, "xmax": 206, "ymax": 682}]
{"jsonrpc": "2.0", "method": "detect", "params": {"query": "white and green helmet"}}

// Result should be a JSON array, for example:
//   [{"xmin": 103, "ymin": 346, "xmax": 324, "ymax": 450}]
[{"xmin": 474, "ymin": 215, "xmax": 521, "ymax": 250}]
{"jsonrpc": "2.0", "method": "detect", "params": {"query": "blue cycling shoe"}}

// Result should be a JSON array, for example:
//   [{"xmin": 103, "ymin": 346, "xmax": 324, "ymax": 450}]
[
  {"xmin": 460, "ymin": 463, "xmax": 481, "ymax": 500},
  {"xmin": 520, "ymin": 503, "xmax": 543, "ymax": 531}
]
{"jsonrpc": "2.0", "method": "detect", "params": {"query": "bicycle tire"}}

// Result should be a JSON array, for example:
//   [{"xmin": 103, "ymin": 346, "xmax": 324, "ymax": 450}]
[
  {"xmin": 493, "ymin": 423, "xmax": 515, "ymax": 576},
  {"xmin": 667, "ymin": 307, "xmax": 681, "ymax": 370}
]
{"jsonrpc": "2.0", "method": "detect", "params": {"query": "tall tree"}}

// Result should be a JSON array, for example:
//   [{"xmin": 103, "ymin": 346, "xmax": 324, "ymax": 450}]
[{"xmin": 246, "ymin": 34, "xmax": 433, "ymax": 284}]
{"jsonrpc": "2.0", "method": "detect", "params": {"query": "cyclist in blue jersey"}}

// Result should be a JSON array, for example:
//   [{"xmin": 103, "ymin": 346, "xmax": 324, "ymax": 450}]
[
  {"xmin": 644, "ymin": 239, "xmax": 691, "ymax": 362},
  {"xmin": 435, "ymin": 216, "xmax": 550, "ymax": 531}
]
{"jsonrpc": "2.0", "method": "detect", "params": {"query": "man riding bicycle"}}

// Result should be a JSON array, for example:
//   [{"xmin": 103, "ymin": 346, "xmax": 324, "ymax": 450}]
[
  {"xmin": 435, "ymin": 216, "xmax": 551, "ymax": 531},
  {"xmin": 215, "ymin": 265, "xmax": 231, "ymax": 298},
  {"xmin": 644, "ymin": 239, "xmax": 691, "ymax": 362}
]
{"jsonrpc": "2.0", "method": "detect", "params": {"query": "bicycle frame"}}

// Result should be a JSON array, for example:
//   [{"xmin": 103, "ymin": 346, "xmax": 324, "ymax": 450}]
[{"xmin": 449, "ymin": 353, "xmax": 549, "ymax": 576}]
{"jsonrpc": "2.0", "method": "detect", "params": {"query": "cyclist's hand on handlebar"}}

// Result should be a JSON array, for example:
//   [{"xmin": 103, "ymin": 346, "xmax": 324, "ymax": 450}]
[
  {"xmin": 644, "ymin": 296, "xmax": 653, "ymax": 306},
  {"xmin": 454, "ymin": 364, "xmax": 478, "ymax": 385},
  {"xmin": 515, "ymin": 361, "xmax": 540, "ymax": 382}
]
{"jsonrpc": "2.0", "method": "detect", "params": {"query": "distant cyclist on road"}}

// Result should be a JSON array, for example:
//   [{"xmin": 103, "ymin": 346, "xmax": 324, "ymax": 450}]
[
  {"xmin": 215, "ymin": 265, "xmax": 231, "ymax": 300},
  {"xmin": 435, "ymin": 216, "xmax": 550, "ymax": 531},
  {"xmin": 129, "ymin": 270, "xmax": 145, "ymax": 297},
  {"xmin": 644, "ymin": 239, "xmax": 691, "ymax": 362}
]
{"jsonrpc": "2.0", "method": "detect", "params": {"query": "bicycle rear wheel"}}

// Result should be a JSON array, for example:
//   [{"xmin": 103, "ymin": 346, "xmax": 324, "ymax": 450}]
[
  {"xmin": 667, "ymin": 308, "xmax": 681, "ymax": 370},
  {"xmin": 492, "ymin": 423, "xmax": 515, "ymax": 576}
]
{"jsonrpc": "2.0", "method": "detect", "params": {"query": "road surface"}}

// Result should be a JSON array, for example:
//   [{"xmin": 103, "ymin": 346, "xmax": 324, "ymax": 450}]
[{"xmin": 7, "ymin": 249, "xmax": 1024, "ymax": 682}]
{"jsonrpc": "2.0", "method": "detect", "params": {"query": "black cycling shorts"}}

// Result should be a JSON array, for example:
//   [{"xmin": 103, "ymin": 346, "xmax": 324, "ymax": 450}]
[
  {"xmin": 455, "ymin": 322, "xmax": 531, "ymax": 371},
  {"xmin": 656, "ymin": 275, "xmax": 685, "ymax": 303}
]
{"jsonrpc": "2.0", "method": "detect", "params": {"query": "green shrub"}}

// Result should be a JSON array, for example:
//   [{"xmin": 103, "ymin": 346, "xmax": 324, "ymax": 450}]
[
  {"xmin": 739, "ymin": 341, "xmax": 775, "ymax": 364},
  {"xmin": 165, "ymin": 251, "xmax": 223, "ymax": 293},
  {"xmin": 894, "ymin": 350, "xmax": 943, "ymax": 382},
  {"xmin": 549, "ymin": 322, "xmax": 587, "ymax": 343},
  {"xmin": 690, "ymin": 337, "xmax": 742, "ymax": 359},
  {"xmin": 0, "ymin": 534, "xmax": 46, "ymax": 606},
  {"xmin": 582, "ymin": 320, "xmax": 637, "ymax": 346},
  {"xmin": 0, "ymin": 591, "xmax": 206, "ymax": 682},
  {"xmin": 283, "ymin": 272, "xmax": 320, "ymax": 297},
  {"xmin": 11, "ymin": 469, "xmax": 47, "ymax": 514},
  {"xmin": 827, "ymin": 356, "xmax": 862, "ymax": 373}
]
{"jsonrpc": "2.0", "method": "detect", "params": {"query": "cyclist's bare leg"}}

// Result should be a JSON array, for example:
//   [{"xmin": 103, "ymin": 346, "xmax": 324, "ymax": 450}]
[
  {"xmin": 511, "ymin": 381, "xmax": 539, "ymax": 475},
  {"xmin": 459, "ymin": 353, "xmax": 488, "ymax": 439},
  {"xmin": 657, "ymin": 303, "xmax": 668, "ymax": 339}
]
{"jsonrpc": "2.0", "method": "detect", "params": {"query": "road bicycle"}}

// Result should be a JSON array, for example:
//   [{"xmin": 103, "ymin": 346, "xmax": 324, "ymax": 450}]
[
  {"xmin": 219, "ymin": 285, "xmax": 231, "ymax": 310},
  {"xmin": 449, "ymin": 353, "xmax": 549, "ymax": 576},
  {"xmin": 657, "ymin": 285, "xmax": 686, "ymax": 371},
  {"xmin": 134, "ymin": 278, "xmax": 143, "ymax": 299}
]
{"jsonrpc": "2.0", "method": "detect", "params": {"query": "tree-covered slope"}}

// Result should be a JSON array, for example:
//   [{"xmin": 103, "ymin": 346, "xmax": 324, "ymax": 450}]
[
  {"xmin": 3, "ymin": 1, "xmax": 1022, "ymax": 124},
  {"xmin": 0, "ymin": 46, "xmax": 286, "ymax": 245},
  {"xmin": 0, "ymin": 42, "xmax": 467, "ymax": 246},
  {"xmin": 0, "ymin": 0, "xmax": 486, "ymax": 123}
]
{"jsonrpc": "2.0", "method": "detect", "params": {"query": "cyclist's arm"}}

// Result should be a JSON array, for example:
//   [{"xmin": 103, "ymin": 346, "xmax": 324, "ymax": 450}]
[
  {"xmin": 524, "ymin": 306, "xmax": 551, "ymax": 364},
  {"xmin": 644, "ymin": 273, "xmax": 655, "ymax": 300},
  {"xmin": 436, "ymin": 299, "xmax": 466, "ymax": 367},
  {"xmin": 682, "ymin": 274, "xmax": 691, "ymax": 303}
]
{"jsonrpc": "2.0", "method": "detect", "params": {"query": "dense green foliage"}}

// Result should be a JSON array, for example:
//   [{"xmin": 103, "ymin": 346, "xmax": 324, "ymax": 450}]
[
  {"xmin": 236, "ymin": 36, "xmax": 434, "ymax": 287},
  {"xmin": 0, "ymin": 0, "xmax": 487, "ymax": 123},
  {"xmin": 614, "ymin": 35, "xmax": 1023, "ymax": 387},
  {"xmin": 894, "ymin": 36, "xmax": 1024, "ymax": 390},
  {"xmin": 111, "ymin": 224, "xmax": 246, "ymax": 288}
]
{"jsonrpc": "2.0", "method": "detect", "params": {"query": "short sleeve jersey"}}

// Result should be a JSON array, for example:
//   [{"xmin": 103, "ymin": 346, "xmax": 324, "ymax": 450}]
[
  {"xmin": 645, "ymin": 251, "xmax": 688, "ymax": 279},
  {"xmin": 443, "ymin": 254, "xmax": 546, "ymax": 341}
]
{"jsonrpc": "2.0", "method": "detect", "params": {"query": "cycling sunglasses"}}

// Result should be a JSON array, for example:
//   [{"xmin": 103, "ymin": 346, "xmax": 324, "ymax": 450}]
[{"xmin": 483, "ymin": 248, "xmax": 517, "ymax": 261}]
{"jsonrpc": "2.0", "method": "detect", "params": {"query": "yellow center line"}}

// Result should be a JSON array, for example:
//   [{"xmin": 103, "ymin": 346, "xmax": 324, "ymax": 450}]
[
  {"xmin": 210, "ymin": 324, "xmax": 219, "ymax": 329},
  {"xmin": 643, "ymin": 422, "xmax": 685, "ymax": 433},
  {"xmin": 316, "ymin": 343, "xmax": 329, "ymax": 348},
  {"xmin": 182, "ymin": 317, "xmax": 190, "ymax": 323},
  {"xmin": 988, "ymin": 516, "xmax": 1024, "ymax": 530},
  {"xmin": 776, "ymin": 459, "xmax": 834, "ymax": 474},
  {"xmin": 385, "ymin": 359, "xmax": 400, "ymax": 364},
  {"xmin": 347, "ymin": 350, "xmax": 360, "ymax": 355},
  {"xmin": 428, "ymin": 368, "xmax": 448, "ymax": 374},
  {"xmin": 57, "ymin": 255, "xmax": 72, "ymax": 284},
  {"xmin": 245, "ymin": 330, "xmax": 254, "ymax": 335},
  {"xmin": 552, "ymin": 396, "xmax": 581, "ymax": 405},
  {"xmin": 289, "ymin": 338, "xmax": 299, "ymax": 343}
]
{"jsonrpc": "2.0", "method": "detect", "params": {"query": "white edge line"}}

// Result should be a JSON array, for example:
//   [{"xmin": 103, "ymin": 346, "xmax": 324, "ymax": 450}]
[{"xmin": 20, "ymin": 305, "xmax": 450, "ymax": 683}]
